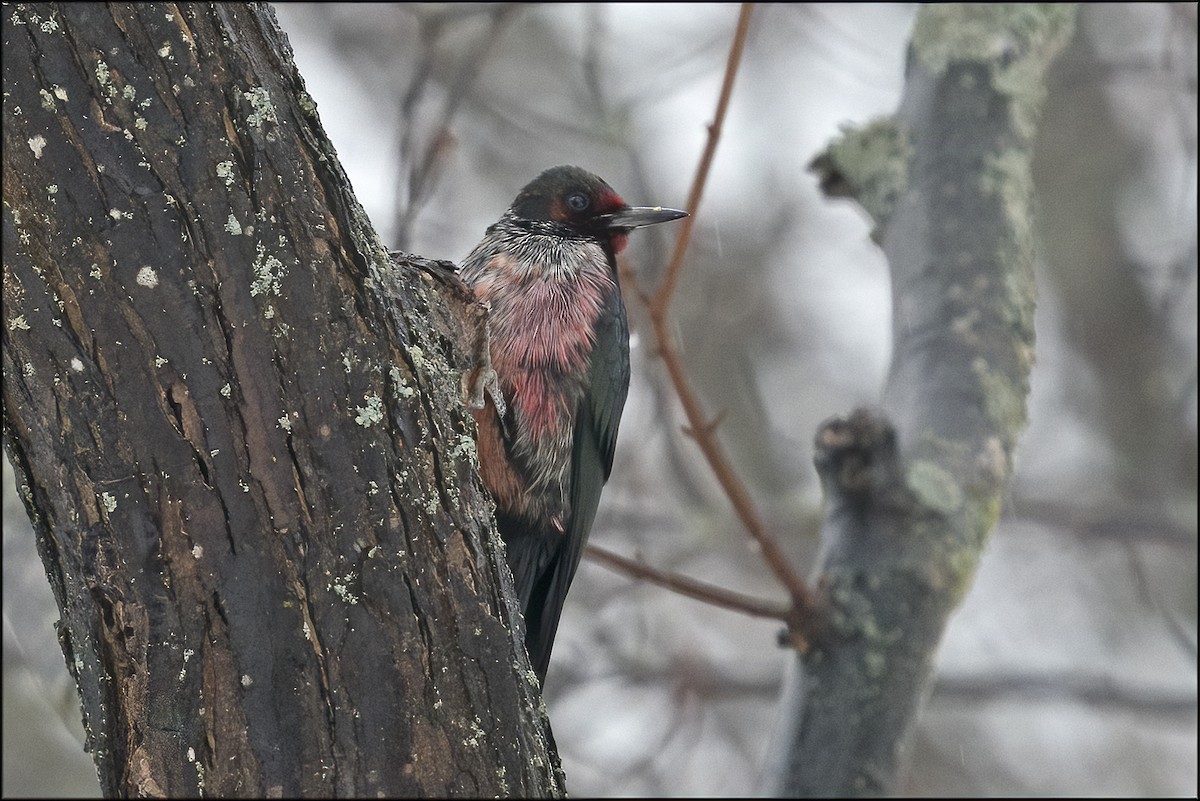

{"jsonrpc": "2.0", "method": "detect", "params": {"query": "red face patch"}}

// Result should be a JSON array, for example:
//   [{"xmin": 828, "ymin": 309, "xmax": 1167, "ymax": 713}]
[{"xmin": 594, "ymin": 188, "xmax": 625, "ymax": 215}]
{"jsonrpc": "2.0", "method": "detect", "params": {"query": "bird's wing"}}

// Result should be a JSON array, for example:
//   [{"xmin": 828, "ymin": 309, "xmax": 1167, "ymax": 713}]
[
  {"xmin": 582, "ymin": 292, "xmax": 632, "ymax": 482},
  {"xmin": 522, "ymin": 293, "xmax": 630, "ymax": 681}
]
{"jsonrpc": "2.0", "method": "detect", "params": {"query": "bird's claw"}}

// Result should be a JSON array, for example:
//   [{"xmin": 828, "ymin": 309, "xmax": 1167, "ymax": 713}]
[
  {"xmin": 465, "ymin": 365, "xmax": 506, "ymax": 418},
  {"xmin": 460, "ymin": 298, "xmax": 506, "ymax": 418}
]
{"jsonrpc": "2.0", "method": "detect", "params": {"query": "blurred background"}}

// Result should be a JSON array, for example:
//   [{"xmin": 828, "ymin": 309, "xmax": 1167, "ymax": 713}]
[{"xmin": 4, "ymin": 3, "xmax": 1195, "ymax": 796}]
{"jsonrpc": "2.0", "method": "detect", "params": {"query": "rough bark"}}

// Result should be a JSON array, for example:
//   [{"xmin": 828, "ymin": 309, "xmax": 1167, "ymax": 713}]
[
  {"xmin": 765, "ymin": 6, "xmax": 1077, "ymax": 795},
  {"xmin": 2, "ymin": 3, "xmax": 560, "ymax": 797}
]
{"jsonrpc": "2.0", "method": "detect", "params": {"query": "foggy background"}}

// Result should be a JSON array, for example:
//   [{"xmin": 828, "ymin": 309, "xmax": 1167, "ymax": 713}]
[{"xmin": 4, "ymin": 3, "xmax": 1195, "ymax": 796}]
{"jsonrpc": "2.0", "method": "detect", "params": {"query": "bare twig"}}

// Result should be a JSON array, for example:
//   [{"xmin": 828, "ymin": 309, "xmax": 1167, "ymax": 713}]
[
  {"xmin": 650, "ymin": 3, "xmax": 754, "ymax": 317},
  {"xmin": 554, "ymin": 4, "xmax": 816, "ymax": 629},
  {"xmin": 635, "ymin": 3, "xmax": 818, "ymax": 618},
  {"xmin": 586, "ymin": 543, "xmax": 793, "ymax": 623}
]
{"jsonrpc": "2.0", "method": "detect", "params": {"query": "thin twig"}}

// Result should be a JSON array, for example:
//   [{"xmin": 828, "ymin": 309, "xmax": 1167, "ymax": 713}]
[
  {"xmin": 586, "ymin": 543, "xmax": 792, "ymax": 623},
  {"xmin": 638, "ymin": 3, "xmax": 818, "ymax": 616},
  {"xmin": 650, "ymin": 2, "xmax": 754, "ymax": 318}
]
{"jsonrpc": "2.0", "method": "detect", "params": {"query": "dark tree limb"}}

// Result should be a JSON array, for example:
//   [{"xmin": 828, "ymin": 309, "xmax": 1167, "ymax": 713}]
[
  {"xmin": 3, "ymin": 3, "xmax": 559, "ymax": 796},
  {"xmin": 765, "ymin": 7, "xmax": 1077, "ymax": 796}
]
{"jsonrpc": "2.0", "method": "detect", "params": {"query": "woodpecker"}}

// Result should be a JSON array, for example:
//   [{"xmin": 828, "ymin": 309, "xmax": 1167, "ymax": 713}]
[{"xmin": 460, "ymin": 166, "xmax": 686, "ymax": 683}]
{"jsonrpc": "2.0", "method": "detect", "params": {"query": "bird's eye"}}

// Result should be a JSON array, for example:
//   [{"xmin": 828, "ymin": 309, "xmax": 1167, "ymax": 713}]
[{"xmin": 566, "ymin": 193, "xmax": 590, "ymax": 212}]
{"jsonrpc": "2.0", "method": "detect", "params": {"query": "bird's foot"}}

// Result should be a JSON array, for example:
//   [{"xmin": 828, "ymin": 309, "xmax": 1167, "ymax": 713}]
[
  {"xmin": 461, "ymin": 300, "xmax": 506, "ymax": 417},
  {"xmin": 464, "ymin": 363, "xmax": 506, "ymax": 417}
]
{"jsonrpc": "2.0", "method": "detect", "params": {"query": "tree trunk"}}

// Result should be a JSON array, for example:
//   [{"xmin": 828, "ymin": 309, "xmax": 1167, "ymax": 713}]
[
  {"xmin": 2, "ymin": 3, "xmax": 560, "ymax": 796},
  {"xmin": 765, "ymin": 7, "xmax": 1077, "ymax": 795}
]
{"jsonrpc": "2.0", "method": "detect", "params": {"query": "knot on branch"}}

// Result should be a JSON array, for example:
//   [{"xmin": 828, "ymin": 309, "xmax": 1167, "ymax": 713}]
[
  {"xmin": 813, "ymin": 408, "xmax": 902, "ymax": 501},
  {"xmin": 808, "ymin": 117, "xmax": 911, "ymax": 237}
]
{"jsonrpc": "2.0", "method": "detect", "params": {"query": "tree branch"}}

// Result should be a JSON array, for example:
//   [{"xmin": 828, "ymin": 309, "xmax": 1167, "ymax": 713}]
[
  {"xmin": 765, "ymin": 7, "xmax": 1078, "ymax": 796},
  {"xmin": 631, "ymin": 2, "xmax": 819, "ymax": 622},
  {"xmin": 649, "ymin": 2, "xmax": 755, "ymax": 317},
  {"xmin": 585, "ymin": 543, "xmax": 792, "ymax": 623}
]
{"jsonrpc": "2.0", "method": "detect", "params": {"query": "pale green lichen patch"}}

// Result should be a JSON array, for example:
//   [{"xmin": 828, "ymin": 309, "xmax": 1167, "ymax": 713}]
[
  {"xmin": 972, "ymin": 356, "xmax": 1027, "ymax": 441},
  {"xmin": 449, "ymin": 434, "xmax": 476, "ymax": 461},
  {"xmin": 462, "ymin": 716, "xmax": 486, "ymax": 748},
  {"xmin": 912, "ymin": 5, "xmax": 1077, "ymax": 140},
  {"xmin": 390, "ymin": 365, "xmax": 416, "ymax": 399},
  {"xmin": 824, "ymin": 576, "xmax": 871, "ymax": 635},
  {"xmin": 95, "ymin": 59, "xmax": 111, "ymax": 89},
  {"xmin": 981, "ymin": 150, "xmax": 1039, "ymax": 348},
  {"xmin": 242, "ymin": 86, "xmax": 277, "ymax": 130},
  {"xmin": 930, "ymin": 493, "xmax": 999, "ymax": 605},
  {"xmin": 355, "ymin": 393, "xmax": 384, "ymax": 427},
  {"xmin": 250, "ymin": 242, "xmax": 286, "ymax": 297},
  {"xmin": 823, "ymin": 572, "xmax": 907, "ymax": 686},
  {"xmin": 816, "ymin": 118, "xmax": 911, "ymax": 228},
  {"xmin": 330, "ymin": 572, "xmax": 360, "ymax": 604},
  {"xmin": 906, "ymin": 459, "xmax": 963, "ymax": 516},
  {"xmin": 981, "ymin": 148, "xmax": 1036, "ymax": 261},
  {"xmin": 297, "ymin": 91, "xmax": 318, "ymax": 116},
  {"xmin": 963, "ymin": 486, "xmax": 1003, "ymax": 542},
  {"xmin": 862, "ymin": 648, "xmax": 887, "ymax": 679},
  {"xmin": 496, "ymin": 765, "xmax": 509, "ymax": 795},
  {"xmin": 136, "ymin": 266, "xmax": 159, "ymax": 288},
  {"xmin": 974, "ymin": 435, "xmax": 1010, "ymax": 488}
]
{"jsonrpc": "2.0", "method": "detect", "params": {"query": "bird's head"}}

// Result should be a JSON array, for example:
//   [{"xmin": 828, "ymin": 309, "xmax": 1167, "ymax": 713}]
[{"xmin": 508, "ymin": 165, "xmax": 687, "ymax": 253}]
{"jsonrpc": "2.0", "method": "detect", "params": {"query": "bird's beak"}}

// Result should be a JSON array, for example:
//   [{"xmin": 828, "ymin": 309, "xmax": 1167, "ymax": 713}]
[{"xmin": 599, "ymin": 206, "xmax": 688, "ymax": 230}]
